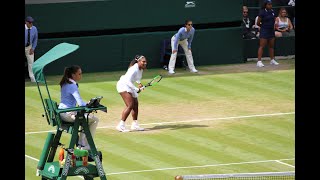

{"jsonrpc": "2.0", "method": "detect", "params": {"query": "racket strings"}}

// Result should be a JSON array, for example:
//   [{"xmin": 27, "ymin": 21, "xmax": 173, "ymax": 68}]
[
  {"xmin": 145, "ymin": 75, "xmax": 162, "ymax": 87},
  {"xmin": 151, "ymin": 77, "xmax": 162, "ymax": 85}
]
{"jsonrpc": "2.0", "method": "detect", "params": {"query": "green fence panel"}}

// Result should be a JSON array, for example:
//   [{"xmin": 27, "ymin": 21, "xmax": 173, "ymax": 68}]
[
  {"xmin": 26, "ymin": 0, "xmax": 242, "ymax": 34},
  {"xmin": 35, "ymin": 27, "xmax": 243, "ymax": 75},
  {"xmin": 36, "ymin": 35, "xmax": 124, "ymax": 75},
  {"xmin": 194, "ymin": 27, "xmax": 244, "ymax": 65},
  {"xmin": 243, "ymin": 36, "xmax": 295, "ymax": 60}
]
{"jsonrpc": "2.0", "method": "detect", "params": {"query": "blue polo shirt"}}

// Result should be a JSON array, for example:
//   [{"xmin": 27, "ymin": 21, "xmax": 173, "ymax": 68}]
[
  {"xmin": 173, "ymin": 27, "xmax": 195, "ymax": 50},
  {"xmin": 258, "ymin": 8, "xmax": 276, "ymax": 29},
  {"xmin": 25, "ymin": 24, "xmax": 38, "ymax": 50},
  {"xmin": 58, "ymin": 79, "xmax": 87, "ymax": 109}
]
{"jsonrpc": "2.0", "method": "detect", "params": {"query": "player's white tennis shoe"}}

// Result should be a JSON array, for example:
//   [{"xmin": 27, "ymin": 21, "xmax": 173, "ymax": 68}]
[
  {"xmin": 131, "ymin": 123, "xmax": 144, "ymax": 131},
  {"xmin": 116, "ymin": 124, "xmax": 130, "ymax": 132},
  {"xmin": 257, "ymin": 61, "xmax": 264, "ymax": 67},
  {"xmin": 270, "ymin": 59, "xmax": 279, "ymax": 65}
]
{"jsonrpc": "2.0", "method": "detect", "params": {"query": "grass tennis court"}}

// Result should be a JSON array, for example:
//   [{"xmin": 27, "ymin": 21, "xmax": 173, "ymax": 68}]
[{"xmin": 25, "ymin": 59, "xmax": 295, "ymax": 180}]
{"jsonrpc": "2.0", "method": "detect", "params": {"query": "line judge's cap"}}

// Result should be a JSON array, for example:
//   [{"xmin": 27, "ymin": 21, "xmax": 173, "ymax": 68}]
[
  {"xmin": 264, "ymin": 0, "xmax": 272, "ymax": 3},
  {"xmin": 25, "ymin": 16, "xmax": 34, "ymax": 23}
]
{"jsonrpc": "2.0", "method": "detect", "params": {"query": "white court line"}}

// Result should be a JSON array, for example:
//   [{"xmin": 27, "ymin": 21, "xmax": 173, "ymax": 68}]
[
  {"xmin": 113, "ymin": 112, "xmax": 295, "ymax": 129},
  {"xmin": 276, "ymin": 160, "xmax": 295, "ymax": 168},
  {"xmin": 26, "ymin": 154, "xmax": 294, "ymax": 176},
  {"xmin": 25, "ymin": 154, "xmax": 39, "ymax": 161},
  {"xmin": 105, "ymin": 158, "xmax": 295, "ymax": 175},
  {"xmin": 25, "ymin": 112, "xmax": 295, "ymax": 135},
  {"xmin": 26, "ymin": 112, "xmax": 295, "ymax": 176}
]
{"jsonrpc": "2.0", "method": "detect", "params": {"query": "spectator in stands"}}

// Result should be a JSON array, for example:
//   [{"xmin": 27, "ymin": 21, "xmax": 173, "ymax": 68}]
[
  {"xmin": 168, "ymin": 20, "xmax": 198, "ymax": 74},
  {"xmin": 256, "ymin": 0, "xmax": 279, "ymax": 67},
  {"xmin": 58, "ymin": 65, "xmax": 100, "ymax": 150},
  {"xmin": 25, "ymin": 16, "xmax": 38, "ymax": 82},
  {"xmin": 116, "ymin": 55, "xmax": 147, "ymax": 132},
  {"xmin": 276, "ymin": 0, "xmax": 295, "ymax": 28},
  {"xmin": 242, "ymin": 6, "xmax": 258, "ymax": 39},
  {"xmin": 275, "ymin": 7, "xmax": 295, "ymax": 37}
]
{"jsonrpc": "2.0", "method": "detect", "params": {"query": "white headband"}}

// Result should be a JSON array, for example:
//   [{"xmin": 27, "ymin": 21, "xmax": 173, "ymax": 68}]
[{"xmin": 135, "ymin": 55, "xmax": 145, "ymax": 61}]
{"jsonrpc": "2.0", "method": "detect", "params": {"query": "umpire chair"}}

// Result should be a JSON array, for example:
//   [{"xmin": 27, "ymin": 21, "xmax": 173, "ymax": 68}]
[{"xmin": 32, "ymin": 43, "xmax": 108, "ymax": 180}]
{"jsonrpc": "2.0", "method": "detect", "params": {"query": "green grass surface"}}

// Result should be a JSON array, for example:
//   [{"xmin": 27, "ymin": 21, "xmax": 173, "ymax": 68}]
[{"xmin": 25, "ymin": 59, "xmax": 295, "ymax": 179}]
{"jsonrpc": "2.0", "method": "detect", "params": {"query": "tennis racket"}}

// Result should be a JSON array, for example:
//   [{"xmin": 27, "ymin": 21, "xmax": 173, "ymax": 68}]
[
  {"xmin": 143, "ymin": 75, "xmax": 163, "ymax": 88},
  {"xmin": 137, "ymin": 75, "xmax": 162, "ymax": 93}
]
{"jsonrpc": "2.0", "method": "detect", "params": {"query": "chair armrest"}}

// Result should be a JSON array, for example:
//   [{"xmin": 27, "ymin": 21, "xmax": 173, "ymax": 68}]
[
  {"xmin": 85, "ymin": 105, "xmax": 107, "ymax": 113},
  {"xmin": 56, "ymin": 107, "xmax": 86, "ymax": 114},
  {"xmin": 56, "ymin": 105, "xmax": 107, "ymax": 114}
]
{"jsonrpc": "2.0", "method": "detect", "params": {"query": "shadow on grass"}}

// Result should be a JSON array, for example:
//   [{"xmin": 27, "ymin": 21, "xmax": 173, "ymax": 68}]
[{"xmin": 144, "ymin": 124, "xmax": 208, "ymax": 131}]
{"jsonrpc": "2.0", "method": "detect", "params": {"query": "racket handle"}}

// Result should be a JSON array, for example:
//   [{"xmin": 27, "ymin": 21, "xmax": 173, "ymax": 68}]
[{"xmin": 137, "ymin": 87, "xmax": 145, "ymax": 93}]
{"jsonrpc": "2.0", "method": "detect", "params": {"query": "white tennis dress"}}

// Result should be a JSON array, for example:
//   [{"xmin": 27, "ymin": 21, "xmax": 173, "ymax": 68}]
[{"xmin": 116, "ymin": 63, "xmax": 143, "ymax": 98}]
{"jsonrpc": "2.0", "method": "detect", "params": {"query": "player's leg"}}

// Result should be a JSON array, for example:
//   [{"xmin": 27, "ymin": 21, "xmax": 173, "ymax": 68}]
[
  {"xmin": 130, "ymin": 98, "xmax": 144, "ymax": 131},
  {"xmin": 268, "ymin": 38, "xmax": 279, "ymax": 65},
  {"xmin": 257, "ymin": 38, "xmax": 267, "ymax": 67},
  {"xmin": 116, "ymin": 92, "xmax": 134, "ymax": 132}
]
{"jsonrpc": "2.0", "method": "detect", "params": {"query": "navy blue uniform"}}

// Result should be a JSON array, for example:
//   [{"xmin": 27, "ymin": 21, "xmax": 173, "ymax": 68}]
[{"xmin": 258, "ymin": 8, "xmax": 276, "ymax": 39}]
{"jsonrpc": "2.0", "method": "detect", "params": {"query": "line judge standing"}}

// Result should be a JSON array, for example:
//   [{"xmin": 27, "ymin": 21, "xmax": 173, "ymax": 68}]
[
  {"xmin": 25, "ymin": 16, "xmax": 38, "ymax": 82},
  {"xmin": 168, "ymin": 20, "xmax": 198, "ymax": 74}
]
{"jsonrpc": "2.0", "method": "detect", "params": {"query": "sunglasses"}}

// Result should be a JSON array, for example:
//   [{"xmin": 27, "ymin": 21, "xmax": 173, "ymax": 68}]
[{"xmin": 187, "ymin": 24, "xmax": 193, "ymax": 26}]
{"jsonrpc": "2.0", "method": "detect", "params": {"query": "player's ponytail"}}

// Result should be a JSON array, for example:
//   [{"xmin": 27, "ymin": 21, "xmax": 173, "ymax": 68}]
[{"xmin": 128, "ymin": 55, "xmax": 144, "ymax": 68}]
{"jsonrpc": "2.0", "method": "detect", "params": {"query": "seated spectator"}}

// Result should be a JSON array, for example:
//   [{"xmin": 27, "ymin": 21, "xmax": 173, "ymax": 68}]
[
  {"xmin": 275, "ymin": 7, "xmax": 295, "ymax": 37},
  {"xmin": 242, "ymin": 6, "xmax": 258, "ymax": 39}
]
